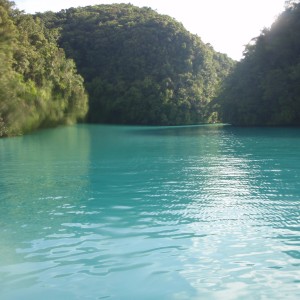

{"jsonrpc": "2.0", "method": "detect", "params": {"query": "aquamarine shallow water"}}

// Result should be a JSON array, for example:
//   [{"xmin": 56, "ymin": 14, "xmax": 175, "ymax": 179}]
[{"xmin": 0, "ymin": 124, "xmax": 300, "ymax": 300}]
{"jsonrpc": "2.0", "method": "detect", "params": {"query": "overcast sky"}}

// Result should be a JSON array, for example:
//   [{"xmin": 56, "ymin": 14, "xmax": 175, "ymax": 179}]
[{"xmin": 14, "ymin": 0, "xmax": 287, "ymax": 60}]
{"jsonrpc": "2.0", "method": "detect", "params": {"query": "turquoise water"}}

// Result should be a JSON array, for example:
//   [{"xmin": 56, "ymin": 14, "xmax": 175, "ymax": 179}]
[{"xmin": 0, "ymin": 124, "xmax": 300, "ymax": 300}]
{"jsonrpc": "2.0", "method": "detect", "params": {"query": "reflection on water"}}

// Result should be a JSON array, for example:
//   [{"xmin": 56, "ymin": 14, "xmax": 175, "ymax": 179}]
[{"xmin": 0, "ymin": 124, "xmax": 300, "ymax": 299}]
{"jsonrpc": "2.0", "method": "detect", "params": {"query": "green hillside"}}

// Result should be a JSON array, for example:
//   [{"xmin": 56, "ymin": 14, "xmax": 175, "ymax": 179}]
[
  {"xmin": 218, "ymin": 1, "xmax": 300, "ymax": 126},
  {"xmin": 0, "ymin": 0, "xmax": 88, "ymax": 137},
  {"xmin": 39, "ymin": 4, "xmax": 234, "ymax": 125}
]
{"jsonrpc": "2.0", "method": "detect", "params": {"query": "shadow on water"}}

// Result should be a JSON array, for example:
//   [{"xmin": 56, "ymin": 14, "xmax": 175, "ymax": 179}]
[{"xmin": 127, "ymin": 123, "xmax": 229, "ymax": 137}]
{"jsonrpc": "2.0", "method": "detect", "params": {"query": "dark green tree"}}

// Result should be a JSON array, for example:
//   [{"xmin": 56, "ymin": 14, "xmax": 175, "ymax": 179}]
[
  {"xmin": 39, "ymin": 4, "xmax": 234, "ymax": 125},
  {"xmin": 218, "ymin": 1, "xmax": 300, "ymax": 126},
  {"xmin": 0, "ymin": 0, "xmax": 88, "ymax": 137}
]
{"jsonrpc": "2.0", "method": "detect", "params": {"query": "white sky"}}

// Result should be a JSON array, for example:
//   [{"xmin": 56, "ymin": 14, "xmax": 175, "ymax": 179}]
[{"xmin": 14, "ymin": 0, "xmax": 286, "ymax": 60}]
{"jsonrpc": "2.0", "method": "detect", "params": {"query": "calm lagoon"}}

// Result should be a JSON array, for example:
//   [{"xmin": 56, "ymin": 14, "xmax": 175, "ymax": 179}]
[{"xmin": 0, "ymin": 124, "xmax": 300, "ymax": 299}]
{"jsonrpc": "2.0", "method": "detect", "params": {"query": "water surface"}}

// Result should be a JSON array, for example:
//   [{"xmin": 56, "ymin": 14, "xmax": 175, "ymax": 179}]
[{"xmin": 0, "ymin": 124, "xmax": 300, "ymax": 299}]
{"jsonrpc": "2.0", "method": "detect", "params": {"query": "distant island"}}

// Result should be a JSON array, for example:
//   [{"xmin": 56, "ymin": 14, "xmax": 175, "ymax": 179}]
[{"xmin": 1, "ymin": 0, "xmax": 300, "ymax": 137}]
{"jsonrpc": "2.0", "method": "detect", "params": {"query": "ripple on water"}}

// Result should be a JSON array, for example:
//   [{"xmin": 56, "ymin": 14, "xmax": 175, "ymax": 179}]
[{"xmin": 1, "ymin": 125, "xmax": 300, "ymax": 299}]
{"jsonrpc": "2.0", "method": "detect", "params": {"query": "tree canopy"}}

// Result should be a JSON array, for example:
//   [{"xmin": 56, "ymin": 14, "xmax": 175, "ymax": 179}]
[
  {"xmin": 0, "ymin": 0, "xmax": 88, "ymax": 137},
  {"xmin": 218, "ymin": 1, "xmax": 300, "ymax": 126},
  {"xmin": 38, "ymin": 4, "xmax": 234, "ymax": 125},
  {"xmin": 3, "ymin": 1, "xmax": 299, "ymax": 134}
]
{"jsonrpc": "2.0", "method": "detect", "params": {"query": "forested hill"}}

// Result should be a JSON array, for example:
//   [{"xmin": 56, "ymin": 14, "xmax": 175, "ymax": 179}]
[
  {"xmin": 38, "ymin": 4, "xmax": 234, "ymax": 125},
  {"xmin": 218, "ymin": 1, "xmax": 300, "ymax": 126},
  {"xmin": 3, "ymin": 2, "xmax": 299, "ymax": 134},
  {"xmin": 0, "ymin": 0, "xmax": 88, "ymax": 137}
]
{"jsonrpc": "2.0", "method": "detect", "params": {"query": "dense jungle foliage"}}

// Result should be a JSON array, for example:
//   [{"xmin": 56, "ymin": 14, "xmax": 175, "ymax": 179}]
[
  {"xmin": 38, "ymin": 4, "xmax": 234, "ymax": 125},
  {"xmin": 218, "ymin": 0, "xmax": 300, "ymax": 126},
  {"xmin": 3, "ymin": 1, "xmax": 298, "ymax": 133},
  {"xmin": 0, "ymin": 0, "xmax": 88, "ymax": 137}
]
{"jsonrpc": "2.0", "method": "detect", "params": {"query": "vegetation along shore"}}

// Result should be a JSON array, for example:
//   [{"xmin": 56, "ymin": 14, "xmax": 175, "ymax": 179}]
[{"xmin": 1, "ymin": 0, "xmax": 300, "ymax": 137}]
